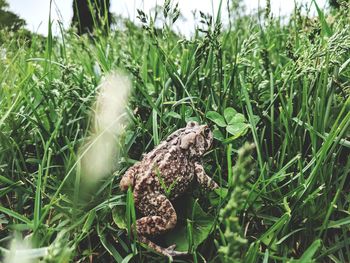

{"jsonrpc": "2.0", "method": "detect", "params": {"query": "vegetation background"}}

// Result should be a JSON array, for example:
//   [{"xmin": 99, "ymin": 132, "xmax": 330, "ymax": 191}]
[{"xmin": 0, "ymin": 0, "xmax": 349, "ymax": 262}]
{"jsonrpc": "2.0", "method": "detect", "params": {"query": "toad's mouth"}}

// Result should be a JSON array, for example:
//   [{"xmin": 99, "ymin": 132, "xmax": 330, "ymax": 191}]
[{"xmin": 204, "ymin": 139, "xmax": 209, "ymax": 149}]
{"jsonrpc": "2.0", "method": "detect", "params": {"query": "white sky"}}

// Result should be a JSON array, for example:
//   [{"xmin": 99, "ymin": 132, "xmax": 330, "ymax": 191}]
[{"xmin": 7, "ymin": 0, "xmax": 328, "ymax": 36}]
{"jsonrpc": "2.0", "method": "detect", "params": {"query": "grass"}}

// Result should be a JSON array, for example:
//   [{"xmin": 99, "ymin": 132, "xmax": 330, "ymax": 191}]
[{"xmin": 0, "ymin": 0, "xmax": 350, "ymax": 262}]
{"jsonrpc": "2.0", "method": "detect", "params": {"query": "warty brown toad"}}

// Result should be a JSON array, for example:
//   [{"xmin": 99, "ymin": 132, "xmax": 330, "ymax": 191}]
[{"xmin": 120, "ymin": 121, "xmax": 218, "ymax": 259}]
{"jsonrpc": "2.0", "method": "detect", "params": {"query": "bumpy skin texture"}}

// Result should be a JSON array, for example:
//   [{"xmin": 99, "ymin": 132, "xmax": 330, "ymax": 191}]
[{"xmin": 119, "ymin": 121, "xmax": 219, "ymax": 258}]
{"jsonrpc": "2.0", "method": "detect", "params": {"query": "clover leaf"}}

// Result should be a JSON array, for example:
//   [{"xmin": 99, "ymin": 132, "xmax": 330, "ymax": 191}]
[
  {"xmin": 206, "ymin": 111, "xmax": 226, "ymax": 127},
  {"xmin": 206, "ymin": 107, "xmax": 249, "ymax": 141}
]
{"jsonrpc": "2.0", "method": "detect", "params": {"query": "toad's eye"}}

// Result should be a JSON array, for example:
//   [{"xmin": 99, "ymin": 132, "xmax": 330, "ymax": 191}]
[{"xmin": 204, "ymin": 127, "xmax": 210, "ymax": 137}]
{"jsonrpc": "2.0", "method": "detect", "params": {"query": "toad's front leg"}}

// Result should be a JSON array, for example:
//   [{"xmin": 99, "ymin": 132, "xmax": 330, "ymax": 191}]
[
  {"xmin": 135, "ymin": 193, "xmax": 187, "ymax": 259},
  {"xmin": 195, "ymin": 163, "xmax": 219, "ymax": 191}
]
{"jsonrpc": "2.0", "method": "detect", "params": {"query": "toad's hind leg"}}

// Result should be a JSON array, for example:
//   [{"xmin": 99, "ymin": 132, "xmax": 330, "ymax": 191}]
[{"xmin": 135, "ymin": 193, "xmax": 187, "ymax": 258}]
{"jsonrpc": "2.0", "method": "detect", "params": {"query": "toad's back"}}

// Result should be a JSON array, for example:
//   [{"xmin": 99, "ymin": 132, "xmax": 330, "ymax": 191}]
[{"xmin": 118, "ymin": 121, "xmax": 218, "ymax": 258}]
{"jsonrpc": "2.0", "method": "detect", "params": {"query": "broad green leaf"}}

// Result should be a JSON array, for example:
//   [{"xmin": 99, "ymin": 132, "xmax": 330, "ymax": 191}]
[
  {"xmin": 223, "ymin": 107, "xmax": 237, "ymax": 124},
  {"xmin": 226, "ymin": 123, "xmax": 249, "ymax": 138},
  {"xmin": 164, "ymin": 198, "xmax": 215, "ymax": 251},
  {"xmin": 112, "ymin": 207, "xmax": 127, "ymax": 230},
  {"xmin": 206, "ymin": 111, "xmax": 226, "ymax": 127},
  {"xmin": 209, "ymin": 187, "xmax": 228, "ymax": 206},
  {"xmin": 213, "ymin": 128, "xmax": 225, "ymax": 141},
  {"xmin": 214, "ymin": 187, "xmax": 228, "ymax": 198},
  {"xmin": 230, "ymin": 113, "xmax": 246, "ymax": 124}
]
